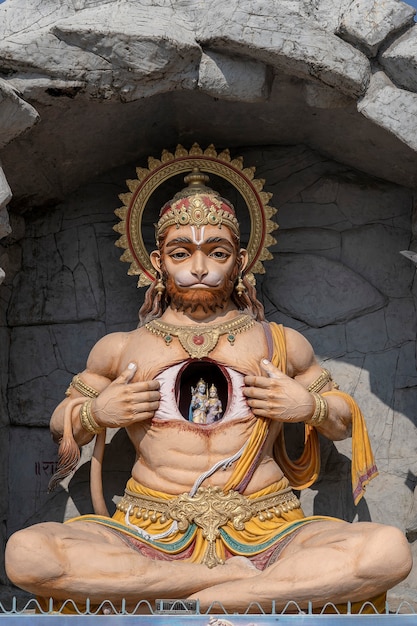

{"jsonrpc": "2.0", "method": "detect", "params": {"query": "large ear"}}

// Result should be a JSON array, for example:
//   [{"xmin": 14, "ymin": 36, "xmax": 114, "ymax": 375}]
[
  {"xmin": 150, "ymin": 250, "xmax": 161, "ymax": 273},
  {"xmin": 239, "ymin": 248, "xmax": 249, "ymax": 273}
]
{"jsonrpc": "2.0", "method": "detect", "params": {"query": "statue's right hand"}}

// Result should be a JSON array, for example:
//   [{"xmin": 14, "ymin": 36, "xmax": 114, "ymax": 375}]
[{"xmin": 91, "ymin": 362, "xmax": 160, "ymax": 428}]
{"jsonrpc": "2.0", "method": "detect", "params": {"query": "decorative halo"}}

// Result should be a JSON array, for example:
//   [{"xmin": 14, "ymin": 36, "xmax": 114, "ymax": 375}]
[{"xmin": 113, "ymin": 143, "xmax": 278, "ymax": 286}]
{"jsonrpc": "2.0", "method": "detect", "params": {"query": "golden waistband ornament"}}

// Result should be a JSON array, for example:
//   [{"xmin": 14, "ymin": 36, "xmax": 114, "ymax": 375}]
[{"xmin": 117, "ymin": 485, "xmax": 301, "ymax": 568}]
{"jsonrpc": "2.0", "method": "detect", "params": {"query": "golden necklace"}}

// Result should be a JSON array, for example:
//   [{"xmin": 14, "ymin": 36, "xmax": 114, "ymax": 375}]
[{"xmin": 144, "ymin": 313, "xmax": 255, "ymax": 358}]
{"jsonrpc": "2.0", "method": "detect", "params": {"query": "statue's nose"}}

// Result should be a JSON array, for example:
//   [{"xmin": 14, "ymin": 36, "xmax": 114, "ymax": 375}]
[{"xmin": 191, "ymin": 251, "xmax": 208, "ymax": 280}]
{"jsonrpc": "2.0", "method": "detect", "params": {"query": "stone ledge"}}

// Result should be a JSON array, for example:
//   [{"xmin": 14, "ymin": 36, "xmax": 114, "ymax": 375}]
[
  {"xmin": 358, "ymin": 70, "xmax": 417, "ymax": 153},
  {"xmin": 197, "ymin": 9, "xmax": 370, "ymax": 98},
  {"xmin": 0, "ymin": 79, "xmax": 39, "ymax": 149},
  {"xmin": 381, "ymin": 25, "xmax": 417, "ymax": 93},
  {"xmin": 198, "ymin": 50, "xmax": 270, "ymax": 102},
  {"xmin": 336, "ymin": 0, "xmax": 415, "ymax": 58}
]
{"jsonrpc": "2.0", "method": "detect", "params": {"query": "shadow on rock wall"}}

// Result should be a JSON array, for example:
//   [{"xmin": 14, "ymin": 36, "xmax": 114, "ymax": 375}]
[{"xmin": 14, "ymin": 430, "xmax": 135, "ymax": 531}]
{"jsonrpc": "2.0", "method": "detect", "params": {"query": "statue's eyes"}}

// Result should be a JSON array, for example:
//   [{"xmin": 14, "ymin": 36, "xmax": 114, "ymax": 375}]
[
  {"xmin": 170, "ymin": 250, "xmax": 190, "ymax": 260},
  {"xmin": 210, "ymin": 249, "xmax": 230, "ymax": 260}
]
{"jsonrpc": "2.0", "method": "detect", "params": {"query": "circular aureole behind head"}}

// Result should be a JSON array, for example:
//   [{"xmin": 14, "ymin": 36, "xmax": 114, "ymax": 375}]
[{"xmin": 113, "ymin": 143, "xmax": 278, "ymax": 286}]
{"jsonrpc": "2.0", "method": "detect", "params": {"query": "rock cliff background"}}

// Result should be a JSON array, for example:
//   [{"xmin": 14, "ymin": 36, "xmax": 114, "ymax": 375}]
[{"xmin": 1, "ymin": 0, "xmax": 417, "ymax": 608}]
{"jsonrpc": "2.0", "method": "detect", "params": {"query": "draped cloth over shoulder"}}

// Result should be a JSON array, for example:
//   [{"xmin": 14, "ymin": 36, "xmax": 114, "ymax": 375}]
[
  {"xmin": 322, "ymin": 390, "xmax": 378, "ymax": 505},
  {"xmin": 269, "ymin": 322, "xmax": 377, "ymax": 504}
]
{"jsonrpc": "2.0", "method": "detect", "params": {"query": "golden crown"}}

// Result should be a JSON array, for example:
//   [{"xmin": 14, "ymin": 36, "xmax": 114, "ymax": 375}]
[{"xmin": 156, "ymin": 169, "xmax": 239, "ymax": 238}]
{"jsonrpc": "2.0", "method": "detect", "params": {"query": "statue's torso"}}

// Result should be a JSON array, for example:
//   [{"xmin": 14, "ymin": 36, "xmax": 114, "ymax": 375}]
[{"xmin": 119, "ymin": 321, "xmax": 284, "ymax": 495}]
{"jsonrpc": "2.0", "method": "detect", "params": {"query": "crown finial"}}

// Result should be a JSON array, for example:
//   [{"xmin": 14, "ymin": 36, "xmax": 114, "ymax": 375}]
[
  {"xmin": 184, "ymin": 168, "xmax": 210, "ymax": 189},
  {"xmin": 172, "ymin": 168, "xmax": 215, "ymax": 201}
]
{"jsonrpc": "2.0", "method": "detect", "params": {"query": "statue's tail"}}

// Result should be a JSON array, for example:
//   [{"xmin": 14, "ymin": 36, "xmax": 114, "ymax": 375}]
[
  {"xmin": 48, "ymin": 394, "xmax": 110, "ymax": 516},
  {"xmin": 48, "ymin": 407, "xmax": 109, "ymax": 516},
  {"xmin": 90, "ymin": 430, "xmax": 110, "ymax": 516},
  {"xmin": 48, "ymin": 397, "xmax": 83, "ymax": 492}
]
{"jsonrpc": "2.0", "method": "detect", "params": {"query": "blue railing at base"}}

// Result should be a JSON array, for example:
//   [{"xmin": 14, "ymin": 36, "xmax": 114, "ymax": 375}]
[{"xmin": 0, "ymin": 596, "xmax": 416, "ymax": 618}]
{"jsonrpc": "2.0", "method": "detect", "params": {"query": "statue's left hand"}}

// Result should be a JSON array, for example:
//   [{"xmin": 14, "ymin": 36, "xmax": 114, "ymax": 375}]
[{"xmin": 243, "ymin": 359, "xmax": 315, "ymax": 423}]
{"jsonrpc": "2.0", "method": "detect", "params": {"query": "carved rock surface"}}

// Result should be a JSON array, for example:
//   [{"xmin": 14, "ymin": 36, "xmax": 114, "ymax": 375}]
[
  {"xmin": 337, "ymin": 0, "xmax": 415, "ymax": 57},
  {"xmin": 341, "ymin": 224, "xmax": 414, "ymax": 298},
  {"xmin": 8, "ymin": 322, "xmax": 106, "ymax": 426},
  {"xmin": 358, "ymin": 71, "xmax": 417, "ymax": 154},
  {"xmin": 300, "ymin": 0, "xmax": 352, "ymax": 32},
  {"xmin": 198, "ymin": 51, "xmax": 269, "ymax": 102},
  {"xmin": 0, "ymin": 79, "xmax": 39, "ymax": 149},
  {"xmin": 0, "ymin": 0, "xmax": 417, "ymax": 208},
  {"xmin": 7, "ymin": 225, "xmax": 105, "ymax": 326},
  {"xmin": 0, "ymin": 167, "xmax": 12, "ymax": 284},
  {"xmin": 7, "ymin": 427, "xmax": 63, "ymax": 536},
  {"xmin": 264, "ymin": 253, "xmax": 386, "ymax": 327},
  {"xmin": 381, "ymin": 26, "xmax": 417, "ymax": 93},
  {"xmin": 198, "ymin": 5, "xmax": 370, "ymax": 98}
]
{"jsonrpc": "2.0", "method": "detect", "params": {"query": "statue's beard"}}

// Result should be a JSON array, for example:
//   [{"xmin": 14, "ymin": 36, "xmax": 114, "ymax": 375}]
[{"xmin": 165, "ymin": 275, "xmax": 236, "ymax": 315}]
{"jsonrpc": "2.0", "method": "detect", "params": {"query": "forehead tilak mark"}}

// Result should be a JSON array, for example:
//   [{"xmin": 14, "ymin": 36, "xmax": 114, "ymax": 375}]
[{"xmin": 191, "ymin": 226, "xmax": 205, "ymax": 247}]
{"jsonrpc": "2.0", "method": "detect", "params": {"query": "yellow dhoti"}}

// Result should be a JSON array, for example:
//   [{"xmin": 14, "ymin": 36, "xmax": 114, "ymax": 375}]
[
  {"xmin": 70, "ymin": 477, "xmax": 330, "ymax": 570},
  {"xmin": 67, "ymin": 478, "xmax": 386, "ymax": 614}
]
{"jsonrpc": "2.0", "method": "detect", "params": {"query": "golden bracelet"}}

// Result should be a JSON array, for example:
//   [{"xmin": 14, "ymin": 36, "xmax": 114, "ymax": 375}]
[
  {"xmin": 79, "ymin": 399, "xmax": 104, "ymax": 435},
  {"xmin": 306, "ymin": 392, "xmax": 328, "ymax": 427}
]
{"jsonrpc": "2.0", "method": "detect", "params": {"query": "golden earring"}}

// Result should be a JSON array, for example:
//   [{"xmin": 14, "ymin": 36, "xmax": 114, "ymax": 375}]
[
  {"xmin": 235, "ymin": 273, "xmax": 246, "ymax": 296},
  {"xmin": 155, "ymin": 275, "xmax": 165, "ymax": 296}
]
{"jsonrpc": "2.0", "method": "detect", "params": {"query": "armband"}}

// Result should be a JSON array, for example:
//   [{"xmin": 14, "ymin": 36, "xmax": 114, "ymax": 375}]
[
  {"xmin": 79, "ymin": 399, "xmax": 104, "ymax": 434},
  {"xmin": 307, "ymin": 368, "xmax": 339, "ymax": 394},
  {"xmin": 306, "ymin": 392, "xmax": 328, "ymax": 427},
  {"xmin": 65, "ymin": 374, "xmax": 100, "ymax": 398}
]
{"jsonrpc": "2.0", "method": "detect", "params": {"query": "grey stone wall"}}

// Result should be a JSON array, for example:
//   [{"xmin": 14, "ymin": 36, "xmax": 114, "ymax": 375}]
[{"xmin": 2, "ymin": 144, "xmax": 416, "ymax": 603}]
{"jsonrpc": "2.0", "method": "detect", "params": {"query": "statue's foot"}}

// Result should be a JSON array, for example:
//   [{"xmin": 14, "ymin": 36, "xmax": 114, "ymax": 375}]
[
  {"xmin": 188, "ymin": 557, "xmax": 259, "ymax": 606},
  {"xmin": 223, "ymin": 556, "xmax": 260, "ymax": 580}
]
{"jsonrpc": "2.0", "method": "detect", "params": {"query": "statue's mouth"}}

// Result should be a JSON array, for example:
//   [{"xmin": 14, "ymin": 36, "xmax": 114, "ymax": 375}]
[
  {"xmin": 187, "ymin": 283, "xmax": 216, "ymax": 289},
  {"xmin": 177, "ymin": 279, "xmax": 221, "ymax": 289}
]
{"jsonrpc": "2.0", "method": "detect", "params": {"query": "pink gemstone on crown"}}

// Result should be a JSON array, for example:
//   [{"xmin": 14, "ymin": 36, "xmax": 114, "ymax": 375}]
[{"xmin": 193, "ymin": 335, "xmax": 204, "ymax": 345}]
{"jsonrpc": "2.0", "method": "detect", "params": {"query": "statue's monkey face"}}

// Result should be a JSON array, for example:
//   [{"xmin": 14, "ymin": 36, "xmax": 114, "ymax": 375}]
[{"xmin": 150, "ymin": 224, "xmax": 248, "ymax": 315}]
